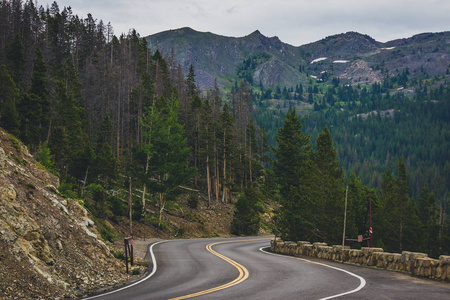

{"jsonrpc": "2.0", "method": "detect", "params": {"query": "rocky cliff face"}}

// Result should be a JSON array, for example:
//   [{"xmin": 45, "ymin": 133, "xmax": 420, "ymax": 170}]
[
  {"xmin": 146, "ymin": 27, "xmax": 306, "ymax": 90},
  {"xmin": 0, "ymin": 129, "xmax": 127, "ymax": 299}
]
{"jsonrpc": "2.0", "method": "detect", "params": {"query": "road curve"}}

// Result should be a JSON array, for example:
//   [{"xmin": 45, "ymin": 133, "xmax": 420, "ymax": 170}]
[{"xmin": 84, "ymin": 236, "xmax": 450, "ymax": 300}]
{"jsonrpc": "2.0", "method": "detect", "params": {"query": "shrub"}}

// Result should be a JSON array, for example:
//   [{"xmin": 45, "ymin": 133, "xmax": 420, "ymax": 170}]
[
  {"xmin": 132, "ymin": 268, "xmax": 140, "ymax": 275},
  {"xmin": 187, "ymin": 193, "xmax": 199, "ymax": 209}
]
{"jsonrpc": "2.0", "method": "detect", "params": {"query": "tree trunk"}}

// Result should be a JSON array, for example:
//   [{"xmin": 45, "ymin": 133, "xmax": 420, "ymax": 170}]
[
  {"xmin": 222, "ymin": 130, "xmax": 227, "ymax": 203},
  {"xmin": 249, "ymin": 130, "xmax": 252, "ymax": 183},
  {"xmin": 158, "ymin": 192, "xmax": 164, "ymax": 228},
  {"xmin": 142, "ymin": 153, "xmax": 150, "ymax": 216},
  {"xmin": 116, "ymin": 77, "xmax": 121, "ymax": 159},
  {"xmin": 207, "ymin": 152, "xmax": 211, "ymax": 207},
  {"xmin": 129, "ymin": 177, "xmax": 133, "ymax": 234}
]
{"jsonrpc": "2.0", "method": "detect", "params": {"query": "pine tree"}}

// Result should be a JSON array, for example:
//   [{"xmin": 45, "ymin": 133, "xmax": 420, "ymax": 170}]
[
  {"xmin": 273, "ymin": 108, "xmax": 313, "ymax": 241},
  {"xmin": 311, "ymin": 126, "xmax": 345, "ymax": 244},
  {"xmin": 17, "ymin": 92, "xmax": 41, "ymax": 148},
  {"xmin": 49, "ymin": 59, "xmax": 89, "ymax": 179},
  {"xmin": 36, "ymin": 141, "xmax": 54, "ymax": 171},
  {"xmin": 0, "ymin": 65, "xmax": 20, "ymax": 136},
  {"xmin": 396, "ymin": 156, "xmax": 409, "ymax": 251},
  {"xmin": 29, "ymin": 47, "xmax": 50, "ymax": 142},
  {"xmin": 92, "ymin": 114, "xmax": 117, "ymax": 187},
  {"xmin": 199, "ymin": 99, "xmax": 214, "ymax": 206},
  {"xmin": 418, "ymin": 186, "xmax": 439, "ymax": 257},
  {"xmin": 377, "ymin": 168, "xmax": 398, "ymax": 251},
  {"xmin": 5, "ymin": 34, "xmax": 25, "ymax": 90},
  {"xmin": 231, "ymin": 187, "xmax": 261, "ymax": 235},
  {"xmin": 140, "ymin": 93, "xmax": 196, "ymax": 227},
  {"xmin": 219, "ymin": 103, "xmax": 235, "ymax": 203}
]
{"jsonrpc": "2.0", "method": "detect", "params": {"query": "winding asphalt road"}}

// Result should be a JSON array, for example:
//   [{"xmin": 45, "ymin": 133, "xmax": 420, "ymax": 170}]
[{"xmin": 84, "ymin": 236, "xmax": 449, "ymax": 299}]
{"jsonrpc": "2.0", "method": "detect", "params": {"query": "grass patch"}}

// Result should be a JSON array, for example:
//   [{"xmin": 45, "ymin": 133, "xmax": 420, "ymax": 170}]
[
  {"xmin": 111, "ymin": 249, "xmax": 126, "ymax": 261},
  {"xmin": 132, "ymin": 268, "xmax": 140, "ymax": 275},
  {"xmin": 96, "ymin": 219, "xmax": 117, "ymax": 242}
]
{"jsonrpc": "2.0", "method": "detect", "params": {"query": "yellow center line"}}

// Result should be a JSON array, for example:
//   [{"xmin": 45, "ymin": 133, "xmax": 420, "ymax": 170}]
[{"xmin": 169, "ymin": 238, "xmax": 271, "ymax": 300}]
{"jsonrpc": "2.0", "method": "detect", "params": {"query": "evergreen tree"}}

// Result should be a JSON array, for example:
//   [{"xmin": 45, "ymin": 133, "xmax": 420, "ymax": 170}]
[
  {"xmin": 5, "ymin": 34, "xmax": 25, "ymax": 90},
  {"xmin": 231, "ymin": 187, "xmax": 261, "ymax": 235},
  {"xmin": 49, "ymin": 59, "xmax": 89, "ymax": 179},
  {"xmin": 36, "ymin": 141, "xmax": 54, "ymax": 171},
  {"xmin": 273, "ymin": 108, "xmax": 313, "ymax": 241},
  {"xmin": 91, "ymin": 114, "xmax": 117, "ymax": 187},
  {"xmin": 199, "ymin": 99, "xmax": 214, "ymax": 206},
  {"xmin": 140, "ymin": 93, "xmax": 196, "ymax": 227},
  {"xmin": 17, "ymin": 92, "xmax": 41, "ymax": 148},
  {"xmin": 377, "ymin": 168, "xmax": 398, "ymax": 251},
  {"xmin": 219, "ymin": 103, "xmax": 235, "ymax": 203},
  {"xmin": 29, "ymin": 47, "xmax": 50, "ymax": 142},
  {"xmin": 311, "ymin": 126, "xmax": 345, "ymax": 244},
  {"xmin": 417, "ymin": 186, "xmax": 439, "ymax": 257},
  {"xmin": 0, "ymin": 65, "xmax": 20, "ymax": 136}
]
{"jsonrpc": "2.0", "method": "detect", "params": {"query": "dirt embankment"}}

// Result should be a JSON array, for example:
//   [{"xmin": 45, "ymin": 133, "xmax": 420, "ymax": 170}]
[{"xmin": 0, "ymin": 129, "xmax": 134, "ymax": 299}]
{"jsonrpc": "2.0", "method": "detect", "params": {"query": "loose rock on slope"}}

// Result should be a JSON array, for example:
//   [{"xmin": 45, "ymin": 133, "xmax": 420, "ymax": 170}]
[{"xmin": 0, "ymin": 129, "xmax": 130, "ymax": 299}]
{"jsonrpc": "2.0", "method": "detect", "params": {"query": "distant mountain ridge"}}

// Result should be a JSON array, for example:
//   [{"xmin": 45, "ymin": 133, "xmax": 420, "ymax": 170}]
[{"xmin": 145, "ymin": 28, "xmax": 450, "ymax": 90}]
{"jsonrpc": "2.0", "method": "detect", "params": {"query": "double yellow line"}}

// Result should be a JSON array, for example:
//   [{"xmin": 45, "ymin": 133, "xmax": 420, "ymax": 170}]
[{"xmin": 170, "ymin": 238, "xmax": 270, "ymax": 300}]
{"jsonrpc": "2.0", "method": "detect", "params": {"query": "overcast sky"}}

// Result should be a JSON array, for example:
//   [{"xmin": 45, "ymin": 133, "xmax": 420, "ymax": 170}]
[{"xmin": 46, "ymin": 0, "xmax": 450, "ymax": 46}]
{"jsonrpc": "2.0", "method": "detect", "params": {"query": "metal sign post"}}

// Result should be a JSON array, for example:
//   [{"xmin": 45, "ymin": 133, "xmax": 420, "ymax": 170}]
[{"xmin": 344, "ymin": 194, "xmax": 374, "ymax": 248}]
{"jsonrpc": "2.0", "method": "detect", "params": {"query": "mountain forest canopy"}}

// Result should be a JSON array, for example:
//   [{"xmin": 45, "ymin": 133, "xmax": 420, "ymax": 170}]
[{"xmin": 0, "ymin": 0, "xmax": 448, "ymax": 257}]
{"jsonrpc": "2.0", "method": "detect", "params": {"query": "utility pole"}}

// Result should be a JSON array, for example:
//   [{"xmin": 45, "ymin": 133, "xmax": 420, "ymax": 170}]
[
  {"xmin": 342, "ymin": 185, "xmax": 348, "ymax": 246},
  {"xmin": 369, "ymin": 194, "xmax": 373, "ymax": 248},
  {"xmin": 129, "ymin": 176, "xmax": 132, "ymax": 235}
]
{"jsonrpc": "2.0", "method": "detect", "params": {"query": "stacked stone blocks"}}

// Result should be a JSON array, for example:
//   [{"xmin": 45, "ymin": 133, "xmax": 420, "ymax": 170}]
[{"xmin": 270, "ymin": 238, "xmax": 449, "ymax": 281}]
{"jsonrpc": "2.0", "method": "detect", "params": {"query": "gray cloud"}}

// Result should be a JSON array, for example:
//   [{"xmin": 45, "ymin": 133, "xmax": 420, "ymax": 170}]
[{"xmin": 47, "ymin": 0, "xmax": 450, "ymax": 45}]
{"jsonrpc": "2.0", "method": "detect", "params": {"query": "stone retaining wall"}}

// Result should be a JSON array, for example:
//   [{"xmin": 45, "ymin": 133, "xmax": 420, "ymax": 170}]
[{"xmin": 270, "ymin": 238, "xmax": 449, "ymax": 281}]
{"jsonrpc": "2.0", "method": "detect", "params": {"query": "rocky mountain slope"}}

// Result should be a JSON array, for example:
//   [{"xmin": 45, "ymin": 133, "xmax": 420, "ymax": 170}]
[
  {"xmin": 0, "ymin": 128, "xmax": 130, "ymax": 299},
  {"xmin": 147, "ymin": 27, "xmax": 306, "ymax": 89},
  {"xmin": 146, "ymin": 28, "xmax": 450, "ymax": 89}
]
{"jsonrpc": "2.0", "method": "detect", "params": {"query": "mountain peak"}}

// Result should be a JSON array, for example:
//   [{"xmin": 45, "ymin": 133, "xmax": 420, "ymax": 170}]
[{"xmin": 173, "ymin": 27, "xmax": 198, "ymax": 35}]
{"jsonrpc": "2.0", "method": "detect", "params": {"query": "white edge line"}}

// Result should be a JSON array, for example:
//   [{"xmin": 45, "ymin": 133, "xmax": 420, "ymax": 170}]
[
  {"xmin": 83, "ymin": 240, "xmax": 167, "ymax": 300},
  {"xmin": 259, "ymin": 247, "xmax": 366, "ymax": 300}
]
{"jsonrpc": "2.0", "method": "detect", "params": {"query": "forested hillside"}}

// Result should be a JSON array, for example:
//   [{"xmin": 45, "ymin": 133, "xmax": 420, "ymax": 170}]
[
  {"xmin": 0, "ymin": 0, "xmax": 268, "ymax": 237},
  {"xmin": 254, "ymin": 79, "xmax": 450, "ymax": 199},
  {"xmin": 148, "ymin": 25, "xmax": 449, "ymax": 206},
  {"xmin": 0, "ymin": 0, "xmax": 448, "ymax": 261}
]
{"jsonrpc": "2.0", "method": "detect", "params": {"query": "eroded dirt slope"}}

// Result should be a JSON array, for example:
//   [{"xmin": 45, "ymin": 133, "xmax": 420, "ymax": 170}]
[{"xmin": 0, "ymin": 129, "xmax": 130, "ymax": 299}]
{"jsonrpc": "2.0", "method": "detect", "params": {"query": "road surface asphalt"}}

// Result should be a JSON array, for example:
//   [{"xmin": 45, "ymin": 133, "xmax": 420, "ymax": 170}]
[{"xmin": 84, "ymin": 236, "xmax": 450, "ymax": 300}]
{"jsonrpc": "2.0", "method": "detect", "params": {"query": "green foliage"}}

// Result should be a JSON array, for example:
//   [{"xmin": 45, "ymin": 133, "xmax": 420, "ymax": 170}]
[
  {"xmin": 272, "ymin": 108, "xmax": 313, "ymax": 241},
  {"xmin": 236, "ymin": 52, "xmax": 272, "ymax": 84},
  {"xmin": 187, "ymin": 193, "xmax": 199, "ymax": 209},
  {"xmin": 310, "ymin": 126, "xmax": 345, "ymax": 244},
  {"xmin": 96, "ymin": 219, "xmax": 117, "ymax": 242},
  {"xmin": 0, "ymin": 65, "xmax": 20, "ymax": 136},
  {"xmin": 58, "ymin": 183, "xmax": 78, "ymax": 199},
  {"xmin": 132, "ymin": 268, "xmax": 140, "ymax": 275},
  {"xmin": 36, "ymin": 141, "xmax": 54, "ymax": 171},
  {"xmin": 1, "ymin": 0, "xmax": 446, "ymax": 258},
  {"xmin": 174, "ymin": 227, "xmax": 185, "ymax": 237},
  {"xmin": 273, "ymin": 108, "xmax": 448, "ymax": 256},
  {"xmin": 417, "ymin": 187, "xmax": 440, "ymax": 257},
  {"xmin": 83, "ymin": 183, "xmax": 124, "ymax": 219},
  {"xmin": 111, "ymin": 250, "xmax": 126, "ymax": 261},
  {"xmin": 140, "ymin": 91, "xmax": 196, "ymax": 226},
  {"xmin": 5, "ymin": 34, "xmax": 25, "ymax": 88},
  {"xmin": 110, "ymin": 196, "xmax": 127, "ymax": 218},
  {"xmin": 231, "ymin": 187, "xmax": 261, "ymax": 236}
]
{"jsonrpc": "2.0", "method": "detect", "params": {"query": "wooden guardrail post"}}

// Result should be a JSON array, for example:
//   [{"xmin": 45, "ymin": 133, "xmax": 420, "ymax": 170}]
[{"xmin": 124, "ymin": 235, "xmax": 134, "ymax": 273}]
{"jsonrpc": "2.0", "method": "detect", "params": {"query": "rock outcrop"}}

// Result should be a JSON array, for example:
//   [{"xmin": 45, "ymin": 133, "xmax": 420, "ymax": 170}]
[{"xmin": 0, "ymin": 129, "xmax": 129, "ymax": 299}]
